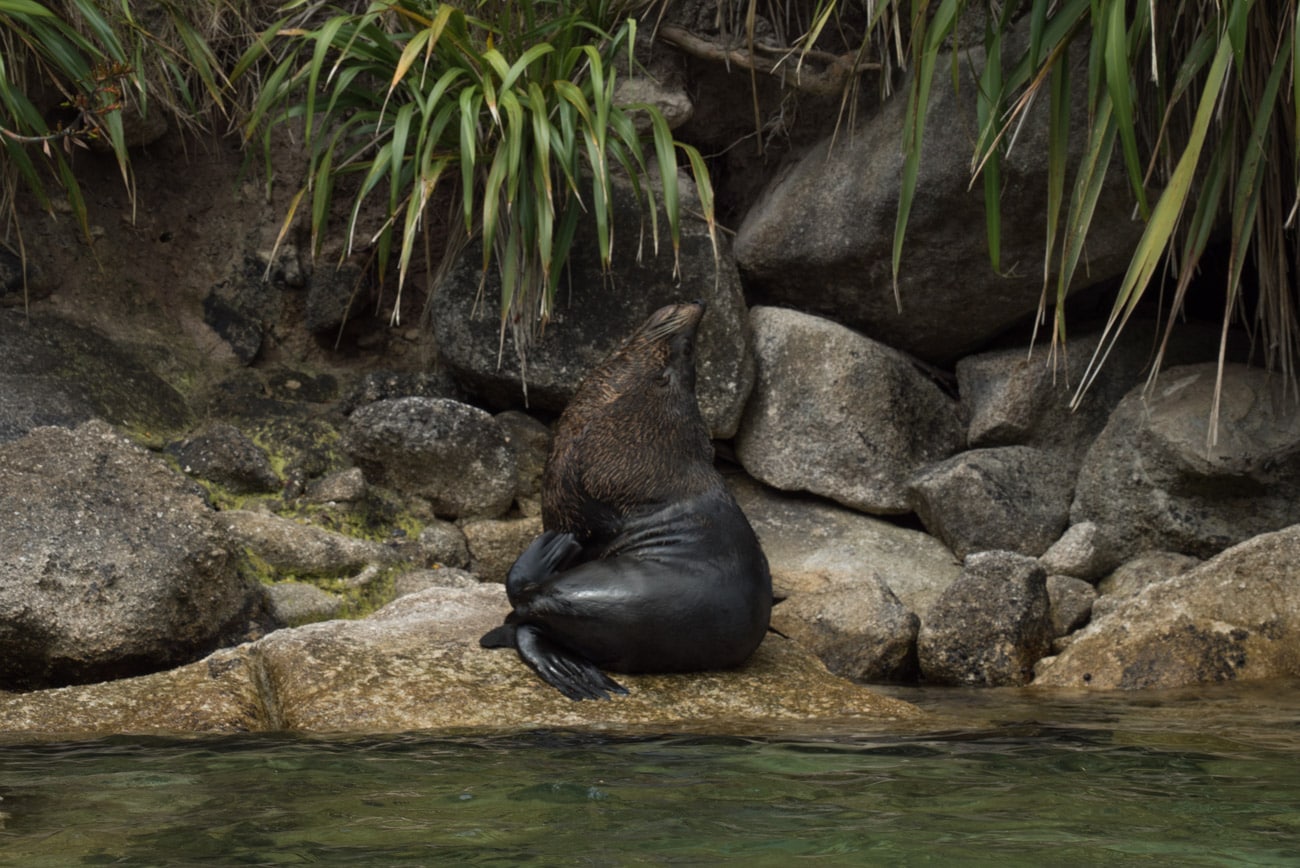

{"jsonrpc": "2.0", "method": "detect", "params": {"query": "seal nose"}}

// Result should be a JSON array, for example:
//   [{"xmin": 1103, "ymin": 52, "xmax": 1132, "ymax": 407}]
[{"xmin": 642, "ymin": 302, "xmax": 704, "ymax": 341}]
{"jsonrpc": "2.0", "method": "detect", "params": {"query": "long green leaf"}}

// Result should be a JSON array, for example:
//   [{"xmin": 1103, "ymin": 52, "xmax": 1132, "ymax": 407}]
[
  {"xmin": 893, "ymin": 0, "xmax": 961, "ymax": 308},
  {"xmin": 1075, "ymin": 24, "xmax": 1235, "ymax": 403}
]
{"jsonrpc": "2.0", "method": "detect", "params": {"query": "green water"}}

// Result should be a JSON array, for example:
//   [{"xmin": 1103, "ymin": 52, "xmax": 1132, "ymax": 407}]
[{"xmin": 3, "ymin": 683, "xmax": 1299, "ymax": 866}]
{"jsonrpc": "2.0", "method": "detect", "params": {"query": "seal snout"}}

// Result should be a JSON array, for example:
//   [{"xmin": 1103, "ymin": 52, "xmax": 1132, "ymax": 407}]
[{"xmin": 640, "ymin": 302, "xmax": 705, "ymax": 343}]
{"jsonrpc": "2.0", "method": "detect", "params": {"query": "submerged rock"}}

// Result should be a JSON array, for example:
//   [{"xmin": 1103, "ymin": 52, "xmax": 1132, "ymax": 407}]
[{"xmin": 0, "ymin": 586, "xmax": 922, "ymax": 736}]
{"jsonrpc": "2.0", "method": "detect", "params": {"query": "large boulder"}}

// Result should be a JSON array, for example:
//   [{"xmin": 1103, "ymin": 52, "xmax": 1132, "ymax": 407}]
[
  {"xmin": 736, "ymin": 307, "xmax": 965, "ymax": 514},
  {"xmin": 955, "ymin": 322, "xmax": 1232, "ymax": 467},
  {"xmin": 0, "ymin": 585, "xmax": 922, "ymax": 736},
  {"xmin": 1090, "ymin": 550, "xmax": 1202, "ymax": 621},
  {"xmin": 432, "ymin": 178, "xmax": 753, "ymax": 438},
  {"xmin": 0, "ymin": 311, "xmax": 192, "ymax": 444},
  {"xmin": 909, "ymin": 445, "xmax": 1074, "ymax": 558},
  {"xmin": 1071, "ymin": 363, "xmax": 1300, "ymax": 562},
  {"xmin": 343, "ymin": 397, "xmax": 516, "ymax": 520},
  {"xmin": 917, "ymin": 551, "xmax": 1052, "ymax": 686},
  {"xmin": 771, "ymin": 581, "xmax": 919, "ymax": 683},
  {"xmin": 730, "ymin": 475, "xmax": 961, "ymax": 618},
  {"xmin": 0, "ymin": 421, "xmax": 255, "ymax": 690},
  {"xmin": 733, "ymin": 29, "xmax": 1142, "ymax": 364},
  {"xmin": 1034, "ymin": 524, "xmax": 1300, "ymax": 689}
]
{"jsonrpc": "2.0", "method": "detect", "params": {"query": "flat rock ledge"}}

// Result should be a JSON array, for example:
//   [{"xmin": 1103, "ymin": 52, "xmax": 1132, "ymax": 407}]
[{"xmin": 0, "ymin": 587, "xmax": 920, "ymax": 739}]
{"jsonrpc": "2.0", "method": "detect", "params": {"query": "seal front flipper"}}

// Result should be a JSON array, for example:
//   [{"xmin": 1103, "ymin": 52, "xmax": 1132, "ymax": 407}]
[
  {"xmin": 515, "ymin": 624, "xmax": 629, "ymax": 701},
  {"xmin": 506, "ymin": 530, "xmax": 584, "ymax": 598}
]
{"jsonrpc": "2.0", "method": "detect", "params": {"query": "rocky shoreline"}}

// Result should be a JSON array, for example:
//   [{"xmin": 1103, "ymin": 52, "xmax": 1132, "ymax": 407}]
[
  {"xmin": 4, "ymin": 14, "xmax": 1299, "ymax": 734},
  {"xmin": 3, "ymin": 277, "xmax": 1299, "ymax": 736}
]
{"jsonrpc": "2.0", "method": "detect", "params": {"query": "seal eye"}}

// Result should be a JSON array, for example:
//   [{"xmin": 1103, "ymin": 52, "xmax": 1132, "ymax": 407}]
[{"xmin": 656, "ymin": 370, "xmax": 671, "ymax": 388}]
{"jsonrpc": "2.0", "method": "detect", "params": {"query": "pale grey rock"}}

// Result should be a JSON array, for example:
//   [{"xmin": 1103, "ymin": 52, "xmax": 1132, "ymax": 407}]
[
  {"xmin": 496, "ymin": 410, "xmax": 552, "ymax": 515},
  {"xmin": 771, "ymin": 580, "xmax": 919, "ymax": 683},
  {"xmin": 917, "ymin": 551, "xmax": 1052, "ymax": 686},
  {"xmin": 729, "ymin": 475, "xmax": 960, "ymax": 619},
  {"xmin": 1072, "ymin": 363, "xmax": 1300, "ymax": 562},
  {"xmin": 263, "ymin": 582, "xmax": 343, "ymax": 627},
  {"xmin": 392, "ymin": 567, "xmax": 480, "ymax": 597},
  {"xmin": 462, "ymin": 515, "xmax": 544, "ymax": 584},
  {"xmin": 418, "ymin": 520, "xmax": 471, "ymax": 569},
  {"xmin": 1038, "ymin": 521, "xmax": 1120, "ymax": 582},
  {"xmin": 343, "ymin": 397, "xmax": 516, "ymax": 519},
  {"xmin": 1091, "ymin": 550, "xmax": 1202, "ymax": 620},
  {"xmin": 218, "ymin": 510, "xmax": 400, "ymax": 576},
  {"xmin": 1046, "ymin": 575, "xmax": 1096, "ymax": 638},
  {"xmin": 955, "ymin": 323, "xmax": 1231, "ymax": 465},
  {"xmin": 614, "ymin": 41, "xmax": 693, "ymax": 131},
  {"xmin": 1034, "ymin": 524, "xmax": 1300, "ymax": 689},
  {"xmin": 303, "ymin": 467, "xmax": 367, "ymax": 504},
  {"xmin": 908, "ymin": 446, "xmax": 1073, "ymax": 558},
  {"xmin": 433, "ymin": 178, "xmax": 753, "ymax": 439},
  {"xmin": 340, "ymin": 369, "xmax": 463, "ymax": 414},
  {"xmin": 736, "ymin": 307, "xmax": 965, "ymax": 514},
  {"xmin": 0, "ymin": 421, "xmax": 254, "ymax": 690}
]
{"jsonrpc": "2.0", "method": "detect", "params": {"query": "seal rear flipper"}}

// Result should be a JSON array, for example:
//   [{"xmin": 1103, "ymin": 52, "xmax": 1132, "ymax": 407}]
[
  {"xmin": 479, "ymin": 622, "xmax": 517, "ymax": 648},
  {"xmin": 515, "ymin": 624, "xmax": 629, "ymax": 701}
]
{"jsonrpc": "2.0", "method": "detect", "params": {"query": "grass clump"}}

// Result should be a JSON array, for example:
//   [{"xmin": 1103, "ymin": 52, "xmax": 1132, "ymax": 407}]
[
  {"xmin": 234, "ymin": 0, "xmax": 714, "ymax": 367},
  {"xmin": 892, "ymin": 0, "xmax": 1298, "ymax": 433},
  {"xmin": 0, "ymin": 0, "xmax": 252, "ymax": 271}
]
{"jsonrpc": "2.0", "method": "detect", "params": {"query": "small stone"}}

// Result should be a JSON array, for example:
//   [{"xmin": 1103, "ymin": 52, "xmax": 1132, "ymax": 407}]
[{"xmin": 1046, "ymin": 575, "xmax": 1096, "ymax": 637}]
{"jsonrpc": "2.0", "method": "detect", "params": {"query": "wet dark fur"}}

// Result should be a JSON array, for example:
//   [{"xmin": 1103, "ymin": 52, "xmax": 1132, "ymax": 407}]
[{"xmin": 480, "ymin": 303, "xmax": 773, "ymax": 700}]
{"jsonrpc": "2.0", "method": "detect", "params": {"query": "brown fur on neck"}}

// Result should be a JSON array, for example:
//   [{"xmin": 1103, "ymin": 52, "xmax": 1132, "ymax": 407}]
[{"xmin": 543, "ymin": 303, "xmax": 719, "ymax": 540}]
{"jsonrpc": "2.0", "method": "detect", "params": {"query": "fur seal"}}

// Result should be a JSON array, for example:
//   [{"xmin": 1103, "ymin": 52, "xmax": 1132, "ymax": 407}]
[{"xmin": 480, "ymin": 302, "xmax": 772, "ymax": 699}]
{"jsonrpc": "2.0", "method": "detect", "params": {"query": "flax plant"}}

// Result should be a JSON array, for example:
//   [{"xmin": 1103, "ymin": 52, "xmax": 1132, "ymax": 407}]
[
  {"xmin": 894, "ymin": 0, "xmax": 1298, "ymax": 433},
  {"xmin": 236, "ymin": 0, "xmax": 714, "ymax": 362},
  {"xmin": 0, "ymin": 0, "xmax": 240, "ymax": 267}
]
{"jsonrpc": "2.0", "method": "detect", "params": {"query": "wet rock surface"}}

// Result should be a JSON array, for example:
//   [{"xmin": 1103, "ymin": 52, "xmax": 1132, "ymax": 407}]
[
  {"xmin": 0, "ymin": 587, "xmax": 922, "ymax": 736},
  {"xmin": 1034, "ymin": 526, "xmax": 1300, "ymax": 689}
]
